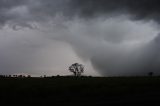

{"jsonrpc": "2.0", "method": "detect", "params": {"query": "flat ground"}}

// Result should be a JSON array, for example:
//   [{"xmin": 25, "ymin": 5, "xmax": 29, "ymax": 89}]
[{"xmin": 0, "ymin": 76, "xmax": 160, "ymax": 105}]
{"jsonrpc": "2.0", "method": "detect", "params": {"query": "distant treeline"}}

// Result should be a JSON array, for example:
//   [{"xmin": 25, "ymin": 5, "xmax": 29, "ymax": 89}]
[
  {"xmin": 0, "ymin": 75, "xmax": 31, "ymax": 78},
  {"xmin": 0, "ymin": 74, "xmax": 94, "ymax": 78}
]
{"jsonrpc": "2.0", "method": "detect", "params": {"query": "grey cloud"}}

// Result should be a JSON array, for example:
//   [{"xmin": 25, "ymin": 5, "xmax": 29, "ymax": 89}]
[
  {"xmin": 61, "ymin": 18, "xmax": 160, "ymax": 76},
  {"xmin": 0, "ymin": 0, "xmax": 28, "ymax": 25},
  {"xmin": 1, "ymin": 0, "xmax": 160, "ymax": 76},
  {"xmin": 1, "ymin": 0, "xmax": 160, "ymax": 28},
  {"xmin": 70, "ymin": 0, "xmax": 160, "ymax": 21}
]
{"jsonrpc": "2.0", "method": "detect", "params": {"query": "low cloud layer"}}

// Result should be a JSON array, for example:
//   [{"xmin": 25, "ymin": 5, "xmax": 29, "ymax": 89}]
[{"xmin": 0, "ymin": 0, "xmax": 160, "ymax": 76}]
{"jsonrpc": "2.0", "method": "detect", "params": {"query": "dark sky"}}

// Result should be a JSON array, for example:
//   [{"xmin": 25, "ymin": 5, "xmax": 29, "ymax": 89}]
[{"xmin": 0, "ymin": 0, "xmax": 160, "ymax": 76}]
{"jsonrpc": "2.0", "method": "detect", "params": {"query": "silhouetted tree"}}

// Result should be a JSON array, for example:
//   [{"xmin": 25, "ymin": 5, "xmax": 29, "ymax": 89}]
[
  {"xmin": 27, "ymin": 75, "xmax": 31, "ymax": 78},
  {"xmin": 69, "ymin": 63, "xmax": 84, "ymax": 77},
  {"xmin": 148, "ymin": 72, "xmax": 154, "ymax": 76},
  {"xmin": 56, "ymin": 75, "xmax": 60, "ymax": 77},
  {"xmin": 18, "ymin": 75, "xmax": 23, "ymax": 78}
]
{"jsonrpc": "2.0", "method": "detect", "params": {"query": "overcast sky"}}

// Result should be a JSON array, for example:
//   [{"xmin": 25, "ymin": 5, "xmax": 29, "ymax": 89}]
[{"xmin": 1, "ymin": 0, "xmax": 160, "ymax": 76}]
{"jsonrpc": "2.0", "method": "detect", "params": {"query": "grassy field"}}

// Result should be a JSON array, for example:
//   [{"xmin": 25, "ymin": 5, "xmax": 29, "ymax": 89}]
[{"xmin": 0, "ymin": 76, "xmax": 160, "ymax": 105}]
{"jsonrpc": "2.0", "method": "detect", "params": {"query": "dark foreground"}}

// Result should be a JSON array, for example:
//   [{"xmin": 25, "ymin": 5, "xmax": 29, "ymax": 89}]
[{"xmin": 0, "ymin": 76, "xmax": 160, "ymax": 105}]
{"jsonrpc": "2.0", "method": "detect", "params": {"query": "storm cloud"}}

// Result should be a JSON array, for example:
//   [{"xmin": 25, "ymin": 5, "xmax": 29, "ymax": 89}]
[
  {"xmin": 1, "ymin": 0, "xmax": 160, "ymax": 76},
  {"xmin": 1, "ymin": 0, "xmax": 160, "ymax": 27}
]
